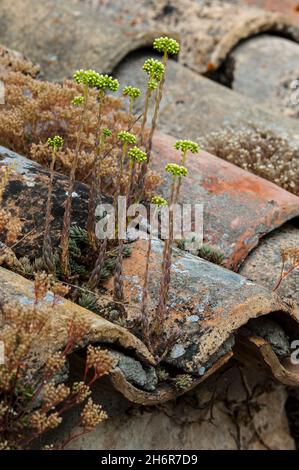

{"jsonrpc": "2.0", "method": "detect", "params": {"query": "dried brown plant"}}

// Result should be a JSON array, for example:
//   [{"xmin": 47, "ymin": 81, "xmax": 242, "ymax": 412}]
[
  {"xmin": 0, "ymin": 166, "xmax": 22, "ymax": 246},
  {"xmin": 0, "ymin": 273, "xmax": 114, "ymax": 450},
  {"xmin": 273, "ymin": 246, "xmax": 299, "ymax": 291},
  {"xmin": 0, "ymin": 45, "xmax": 39, "ymax": 77},
  {"xmin": 0, "ymin": 71, "xmax": 159, "ymax": 197},
  {"xmin": 200, "ymin": 125, "xmax": 299, "ymax": 196}
]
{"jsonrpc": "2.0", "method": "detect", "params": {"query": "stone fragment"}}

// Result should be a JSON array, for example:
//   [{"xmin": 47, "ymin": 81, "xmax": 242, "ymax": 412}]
[
  {"xmin": 229, "ymin": 34, "xmax": 299, "ymax": 117},
  {"xmin": 115, "ymin": 52, "xmax": 299, "ymax": 146},
  {"xmin": 1, "ymin": 0, "xmax": 299, "ymax": 80}
]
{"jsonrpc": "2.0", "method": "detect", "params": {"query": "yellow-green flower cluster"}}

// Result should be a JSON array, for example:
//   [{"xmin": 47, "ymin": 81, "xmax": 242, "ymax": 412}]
[
  {"xmin": 174, "ymin": 140, "xmax": 199, "ymax": 154},
  {"xmin": 47, "ymin": 136, "xmax": 64, "ymax": 150},
  {"xmin": 143, "ymin": 59, "xmax": 165, "ymax": 81},
  {"xmin": 152, "ymin": 195, "xmax": 168, "ymax": 207},
  {"xmin": 72, "ymin": 95, "xmax": 85, "ymax": 106},
  {"xmin": 153, "ymin": 37, "xmax": 180, "ymax": 56},
  {"xmin": 73, "ymin": 69, "xmax": 101, "ymax": 87},
  {"xmin": 128, "ymin": 146, "xmax": 147, "ymax": 163},
  {"xmin": 118, "ymin": 131, "xmax": 137, "ymax": 145},
  {"xmin": 102, "ymin": 128, "xmax": 112, "ymax": 137},
  {"xmin": 96, "ymin": 74, "xmax": 119, "ymax": 92},
  {"xmin": 143, "ymin": 58, "xmax": 165, "ymax": 90},
  {"xmin": 73, "ymin": 69, "xmax": 119, "ymax": 92},
  {"xmin": 123, "ymin": 86, "xmax": 141, "ymax": 99},
  {"xmin": 148, "ymin": 79, "xmax": 158, "ymax": 91},
  {"xmin": 165, "ymin": 163, "xmax": 188, "ymax": 177}
]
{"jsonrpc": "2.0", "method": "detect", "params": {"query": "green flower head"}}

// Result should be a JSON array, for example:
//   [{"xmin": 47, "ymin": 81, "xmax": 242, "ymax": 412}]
[
  {"xmin": 123, "ymin": 86, "xmax": 141, "ymax": 99},
  {"xmin": 47, "ymin": 136, "xmax": 64, "ymax": 150},
  {"xmin": 96, "ymin": 74, "xmax": 119, "ymax": 92},
  {"xmin": 73, "ymin": 69, "xmax": 100, "ymax": 88},
  {"xmin": 118, "ymin": 131, "xmax": 137, "ymax": 145},
  {"xmin": 174, "ymin": 140, "xmax": 199, "ymax": 154},
  {"xmin": 153, "ymin": 37, "xmax": 180, "ymax": 56},
  {"xmin": 102, "ymin": 128, "xmax": 112, "ymax": 138},
  {"xmin": 73, "ymin": 70, "xmax": 119, "ymax": 92},
  {"xmin": 71, "ymin": 95, "xmax": 85, "ymax": 106},
  {"xmin": 151, "ymin": 195, "xmax": 168, "ymax": 207},
  {"xmin": 142, "ymin": 58, "xmax": 165, "ymax": 82},
  {"xmin": 165, "ymin": 163, "xmax": 188, "ymax": 177},
  {"xmin": 148, "ymin": 79, "xmax": 158, "ymax": 91},
  {"xmin": 128, "ymin": 146, "xmax": 147, "ymax": 163}
]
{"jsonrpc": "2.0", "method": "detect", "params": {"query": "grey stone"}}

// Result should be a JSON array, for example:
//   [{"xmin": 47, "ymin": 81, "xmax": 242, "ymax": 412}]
[
  {"xmin": 1, "ymin": 0, "xmax": 299, "ymax": 80},
  {"xmin": 246, "ymin": 317, "xmax": 291, "ymax": 358},
  {"xmin": 229, "ymin": 34, "xmax": 299, "ymax": 117},
  {"xmin": 115, "ymin": 51, "xmax": 299, "ymax": 145},
  {"xmin": 111, "ymin": 351, "xmax": 158, "ymax": 392},
  {"xmin": 240, "ymin": 223, "xmax": 299, "ymax": 305},
  {"xmin": 54, "ymin": 365, "xmax": 295, "ymax": 450}
]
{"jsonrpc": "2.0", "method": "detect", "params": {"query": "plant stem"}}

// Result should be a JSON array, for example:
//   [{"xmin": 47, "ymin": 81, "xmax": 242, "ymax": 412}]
[
  {"xmin": 60, "ymin": 85, "xmax": 89, "ymax": 277},
  {"xmin": 155, "ymin": 175, "xmax": 176, "ymax": 335},
  {"xmin": 87, "ymin": 91, "xmax": 105, "ymax": 251},
  {"xmin": 43, "ymin": 149, "xmax": 57, "ymax": 273},
  {"xmin": 174, "ymin": 149, "xmax": 187, "ymax": 203},
  {"xmin": 126, "ymin": 159, "xmax": 136, "ymax": 205},
  {"xmin": 141, "ymin": 235, "xmax": 152, "ymax": 350},
  {"xmin": 139, "ymin": 52, "xmax": 168, "ymax": 199},
  {"xmin": 129, "ymin": 96, "xmax": 134, "ymax": 128},
  {"xmin": 113, "ymin": 238, "xmax": 125, "ymax": 314},
  {"xmin": 87, "ymin": 237, "xmax": 108, "ymax": 290},
  {"xmin": 115, "ymin": 143, "xmax": 127, "ymax": 209},
  {"xmin": 273, "ymin": 262, "xmax": 299, "ymax": 292},
  {"xmin": 146, "ymin": 51, "xmax": 168, "ymax": 161},
  {"xmin": 140, "ymin": 86, "xmax": 151, "ymax": 146},
  {"xmin": 113, "ymin": 141, "xmax": 128, "ymax": 315}
]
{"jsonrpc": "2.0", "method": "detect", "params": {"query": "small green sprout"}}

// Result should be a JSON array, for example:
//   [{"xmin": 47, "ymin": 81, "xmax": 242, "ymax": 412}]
[
  {"xmin": 175, "ymin": 374, "xmax": 193, "ymax": 391},
  {"xmin": 128, "ymin": 146, "xmax": 147, "ymax": 163},
  {"xmin": 71, "ymin": 95, "xmax": 85, "ymax": 106},
  {"xmin": 102, "ymin": 128, "xmax": 112, "ymax": 138},
  {"xmin": 142, "ymin": 58, "xmax": 165, "ymax": 82},
  {"xmin": 151, "ymin": 195, "xmax": 168, "ymax": 207},
  {"xmin": 165, "ymin": 163, "xmax": 188, "ymax": 177},
  {"xmin": 123, "ymin": 86, "xmax": 141, "ymax": 99},
  {"xmin": 118, "ymin": 131, "xmax": 137, "ymax": 145},
  {"xmin": 174, "ymin": 140, "xmax": 199, "ymax": 154},
  {"xmin": 153, "ymin": 36, "xmax": 180, "ymax": 56},
  {"xmin": 47, "ymin": 136, "xmax": 64, "ymax": 150}
]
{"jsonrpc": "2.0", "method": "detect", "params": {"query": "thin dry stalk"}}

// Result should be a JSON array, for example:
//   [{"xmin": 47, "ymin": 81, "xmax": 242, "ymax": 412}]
[
  {"xmin": 60, "ymin": 86, "xmax": 89, "ymax": 277},
  {"xmin": 87, "ymin": 237, "xmax": 108, "ymax": 290}
]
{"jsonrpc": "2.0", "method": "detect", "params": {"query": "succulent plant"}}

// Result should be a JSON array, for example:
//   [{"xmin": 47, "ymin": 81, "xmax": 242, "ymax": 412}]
[
  {"xmin": 153, "ymin": 37, "xmax": 180, "ymax": 56},
  {"xmin": 151, "ymin": 195, "xmax": 168, "ymax": 207},
  {"xmin": 128, "ymin": 146, "xmax": 147, "ymax": 163},
  {"xmin": 47, "ymin": 135, "xmax": 64, "ymax": 150},
  {"xmin": 122, "ymin": 86, "xmax": 141, "ymax": 99},
  {"xmin": 165, "ymin": 163, "xmax": 188, "ymax": 178},
  {"xmin": 71, "ymin": 95, "xmax": 85, "ymax": 106}
]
